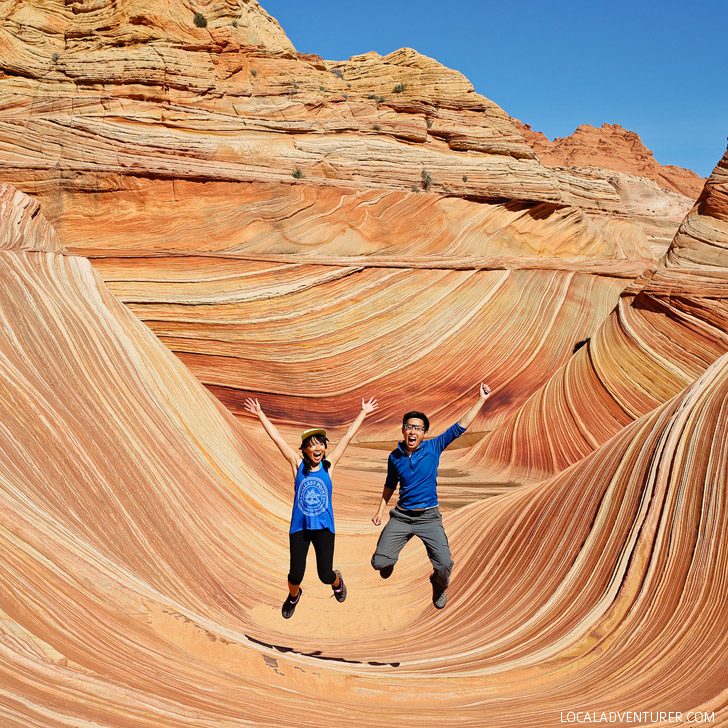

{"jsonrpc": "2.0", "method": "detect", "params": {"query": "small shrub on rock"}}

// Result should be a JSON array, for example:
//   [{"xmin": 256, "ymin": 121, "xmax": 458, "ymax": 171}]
[
  {"xmin": 292, "ymin": 168, "xmax": 305, "ymax": 179},
  {"xmin": 393, "ymin": 83, "xmax": 407, "ymax": 93},
  {"xmin": 421, "ymin": 169, "xmax": 432, "ymax": 191},
  {"xmin": 194, "ymin": 12, "xmax": 207, "ymax": 27}
]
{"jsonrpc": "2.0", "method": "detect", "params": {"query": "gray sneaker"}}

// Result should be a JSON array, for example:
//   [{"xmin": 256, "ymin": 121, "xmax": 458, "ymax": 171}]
[{"xmin": 430, "ymin": 575, "xmax": 447, "ymax": 609}]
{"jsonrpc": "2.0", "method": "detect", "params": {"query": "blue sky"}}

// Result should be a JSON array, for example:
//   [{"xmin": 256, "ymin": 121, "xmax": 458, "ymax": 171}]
[{"xmin": 262, "ymin": 0, "xmax": 727, "ymax": 177}]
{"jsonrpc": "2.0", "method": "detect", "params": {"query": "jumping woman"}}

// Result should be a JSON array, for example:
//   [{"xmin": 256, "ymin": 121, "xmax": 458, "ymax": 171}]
[{"xmin": 243, "ymin": 396, "xmax": 378, "ymax": 618}]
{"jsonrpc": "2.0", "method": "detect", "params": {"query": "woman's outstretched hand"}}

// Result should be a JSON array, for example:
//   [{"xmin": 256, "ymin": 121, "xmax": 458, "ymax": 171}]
[
  {"xmin": 243, "ymin": 397, "xmax": 262, "ymax": 415},
  {"xmin": 361, "ymin": 396, "xmax": 379, "ymax": 415}
]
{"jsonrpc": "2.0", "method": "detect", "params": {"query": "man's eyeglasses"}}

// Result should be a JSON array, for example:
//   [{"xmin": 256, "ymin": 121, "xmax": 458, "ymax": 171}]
[{"xmin": 403, "ymin": 424, "xmax": 425, "ymax": 432}]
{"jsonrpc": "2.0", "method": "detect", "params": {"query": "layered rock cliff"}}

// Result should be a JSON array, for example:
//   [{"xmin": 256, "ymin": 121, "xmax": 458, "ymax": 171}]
[
  {"xmin": 0, "ymin": 0, "xmax": 703, "ymax": 431},
  {"xmin": 518, "ymin": 121, "xmax": 705, "ymax": 199},
  {"xmin": 461, "ymin": 145, "xmax": 728, "ymax": 483},
  {"xmin": 2, "ymin": 178, "xmax": 728, "ymax": 726},
  {"xmin": 1, "ymin": 1, "xmax": 727, "ymax": 723}
]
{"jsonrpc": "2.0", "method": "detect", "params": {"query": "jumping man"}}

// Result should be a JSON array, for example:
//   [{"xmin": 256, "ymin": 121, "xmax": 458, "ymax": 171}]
[{"xmin": 371, "ymin": 383, "xmax": 491, "ymax": 609}]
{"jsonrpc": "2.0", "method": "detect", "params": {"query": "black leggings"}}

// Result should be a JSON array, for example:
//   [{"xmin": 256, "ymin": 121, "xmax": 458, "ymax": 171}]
[{"xmin": 288, "ymin": 528, "xmax": 336, "ymax": 586}]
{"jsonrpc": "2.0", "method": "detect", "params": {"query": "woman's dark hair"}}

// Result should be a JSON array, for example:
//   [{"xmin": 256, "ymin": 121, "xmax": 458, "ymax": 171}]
[
  {"xmin": 300, "ymin": 434, "xmax": 331, "ymax": 474},
  {"xmin": 402, "ymin": 411, "xmax": 429, "ymax": 432}
]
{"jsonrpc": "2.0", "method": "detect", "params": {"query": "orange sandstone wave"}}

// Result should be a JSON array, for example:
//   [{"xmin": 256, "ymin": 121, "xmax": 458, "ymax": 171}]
[
  {"xmin": 0, "ymin": 182, "xmax": 727, "ymax": 726},
  {"xmin": 460, "ymin": 145, "xmax": 728, "ymax": 483}
]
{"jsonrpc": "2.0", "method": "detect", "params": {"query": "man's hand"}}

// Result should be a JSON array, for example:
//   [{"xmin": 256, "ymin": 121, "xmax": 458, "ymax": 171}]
[
  {"xmin": 372, "ymin": 510, "xmax": 384, "ymax": 526},
  {"xmin": 459, "ymin": 381, "xmax": 492, "ymax": 429}
]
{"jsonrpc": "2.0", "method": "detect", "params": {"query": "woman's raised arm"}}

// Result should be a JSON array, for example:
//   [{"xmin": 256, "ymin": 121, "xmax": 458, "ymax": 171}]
[
  {"xmin": 243, "ymin": 398, "xmax": 300, "ymax": 477},
  {"xmin": 329, "ymin": 397, "xmax": 378, "ymax": 468}
]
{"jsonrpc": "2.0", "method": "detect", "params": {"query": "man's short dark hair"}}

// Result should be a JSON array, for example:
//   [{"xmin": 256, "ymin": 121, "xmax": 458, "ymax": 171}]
[{"xmin": 402, "ymin": 411, "xmax": 429, "ymax": 432}]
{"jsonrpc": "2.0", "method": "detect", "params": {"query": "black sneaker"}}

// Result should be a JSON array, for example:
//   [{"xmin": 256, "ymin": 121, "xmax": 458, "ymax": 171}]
[
  {"xmin": 379, "ymin": 564, "xmax": 394, "ymax": 579},
  {"xmin": 332, "ymin": 570, "xmax": 347, "ymax": 602},
  {"xmin": 430, "ymin": 575, "xmax": 447, "ymax": 609},
  {"xmin": 282, "ymin": 588, "xmax": 302, "ymax": 619}
]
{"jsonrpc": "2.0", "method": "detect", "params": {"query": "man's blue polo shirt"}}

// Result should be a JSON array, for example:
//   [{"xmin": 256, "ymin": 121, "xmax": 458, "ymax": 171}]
[{"xmin": 384, "ymin": 422, "xmax": 466, "ymax": 510}]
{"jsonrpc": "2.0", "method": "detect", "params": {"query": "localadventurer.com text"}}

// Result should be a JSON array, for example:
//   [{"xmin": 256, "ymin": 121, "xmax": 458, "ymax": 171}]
[{"xmin": 560, "ymin": 712, "xmax": 715, "ymax": 724}]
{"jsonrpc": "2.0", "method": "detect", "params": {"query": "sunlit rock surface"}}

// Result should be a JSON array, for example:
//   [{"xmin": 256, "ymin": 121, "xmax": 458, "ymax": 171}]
[
  {"xmin": 515, "ymin": 121, "xmax": 700, "ymax": 252},
  {"xmin": 518, "ymin": 121, "xmax": 706, "ymax": 199},
  {"xmin": 464, "ymin": 146, "xmax": 728, "ymax": 483},
  {"xmin": 0, "ymin": 0, "xmax": 702, "ymax": 424},
  {"xmin": 1, "ymin": 1, "xmax": 726, "ymax": 723},
  {"xmin": 1, "ymin": 0, "xmax": 559, "ymax": 203},
  {"xmin": 43, "ymin": 179, "xmax": 644, "ymax": 430},
  {"xmin": 0, "ymin": 183, "xmax": 63, "ymax": 253},
  {"xmin": 1, "ymin": 182, "xmax": 728, "ymax": 726}
]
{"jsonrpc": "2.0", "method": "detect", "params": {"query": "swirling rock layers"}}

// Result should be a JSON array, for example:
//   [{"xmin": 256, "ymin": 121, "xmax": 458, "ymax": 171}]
[
  {"xmin": 0, "ymin": 182, "xmax": 727, "ymax": 726},
  {"xmin": 466, "ymin": 146, "xmax": 728, "ymax": 483},
  {"xmin": 0, "ymin": 0, "xmax": 701, "ymax": 435},
  {"xmin": 0, "ymin": 2, "xmax": 724, "ymax": 724}
]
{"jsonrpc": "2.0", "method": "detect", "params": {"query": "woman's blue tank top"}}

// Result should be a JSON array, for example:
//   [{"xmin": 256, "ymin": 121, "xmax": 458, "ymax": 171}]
[{"xmin": 290, "ymin": 460, "xmax": 335, "ymax": 534}]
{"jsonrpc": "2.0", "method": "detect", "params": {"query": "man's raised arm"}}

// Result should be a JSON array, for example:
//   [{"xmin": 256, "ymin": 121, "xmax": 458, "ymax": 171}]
[{"xmin": 458, "ymin": 382, "xmax": 491, "ymax": 429}]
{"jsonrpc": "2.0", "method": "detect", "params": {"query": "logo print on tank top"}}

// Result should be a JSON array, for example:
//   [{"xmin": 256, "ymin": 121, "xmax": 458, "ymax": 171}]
[{"xmin": 297, "ymin": 477, "xmax": 328, "ymax": 517}]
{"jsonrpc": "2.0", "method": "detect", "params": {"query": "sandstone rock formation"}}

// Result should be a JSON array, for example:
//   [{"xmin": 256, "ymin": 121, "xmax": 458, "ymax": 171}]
[
  {"xmin": 0, "ymin": 0, "xmax": 558, "ymax": 203},
  {"xmin": 462, "ymin": 145, "xmax": 728, "ymax": 483},
  {"xmin": 0, "ymin": 183, "xmax": 63, "ymax": 253},
  {"xmin": 515, "ymin": 121, "xmax": 701, "ymax": 252},
  {"xmin": 1, "ymin": 2, "xmax": 726, "ymax": 723},
  {"xmin": 2, "ymin": 180, "xmax": 728, "ymax": 726},
  {"xmin": 0, "ymin": 1, "xmax": 702, "ymax": 429},
  {"xmin": 518, "ymin": 121, "xmax": 705, "ymax": 199}
]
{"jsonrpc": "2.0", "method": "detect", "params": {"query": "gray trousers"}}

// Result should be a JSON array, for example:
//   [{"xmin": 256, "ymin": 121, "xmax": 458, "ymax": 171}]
[{"xmin": 371, "ymin": 507, "xmax": 453, "ymax": 590}]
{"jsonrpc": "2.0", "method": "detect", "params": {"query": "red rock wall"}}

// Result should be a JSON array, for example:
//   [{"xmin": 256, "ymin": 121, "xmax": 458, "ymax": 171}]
[{"xmin": 518, "ymin": 121, "xmax": 705, "ymax": 199}]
